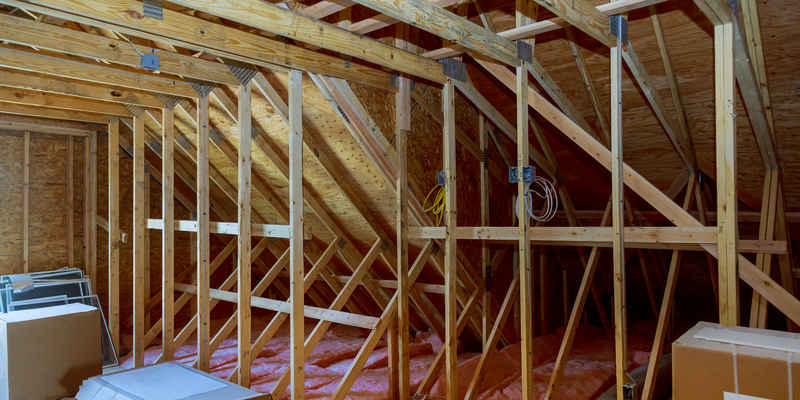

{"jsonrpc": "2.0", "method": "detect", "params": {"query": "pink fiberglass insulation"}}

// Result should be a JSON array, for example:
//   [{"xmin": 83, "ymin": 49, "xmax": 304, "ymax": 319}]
[{"xmin": 121, "ymin": 319, "xmax": 655, "ymax": 399}]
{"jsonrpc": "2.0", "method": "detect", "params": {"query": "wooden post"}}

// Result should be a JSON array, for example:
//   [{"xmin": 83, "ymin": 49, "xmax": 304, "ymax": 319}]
[
  {"xmin": 442, "ymin": 79, "xmax": 458, "ymax": 400},
  {"xmin": 715, "ymin": 18, "xmax": 739, "ymax": 326},
  {"xmin": 108, "ymin": 118, "xmax": 120, "ymax": 356},
  {"xmin": 197, "ymin": 93, "xmax": 211, "ymax": 371},
  {"xmin": 161, "ymin": 106, "xmax": 175, "ymax": 361},
  {"xmin": 66, "ymin": 136, "xmax": 74, "ymax": 268},
  {"xmin": 479, "ymin": 114, "xmax": 490, "ymax": 349},
  {"xmin": 516, "ymin": 55, "xmax": 534, "ymax": 400},
  {"xmin": 288, "ymin": 69, "xmax": 305, "ymax": 400},
  {"xmin": 132, "ymin": 113, "xmax": 146, "ymax": 368},
  {"xmin": 143, "ymin": 167, "xmax": 151, "ymax": 330},
  {"xmin": 23, "ymin": 131, "xmax": 30, "ymax": 273},
  {"xmin": 610, "ymin": 15, "xmax": 628, "ymax": 400},
  {"xmin": 89, "ymin": 133, "xmax": 97, "ymax": 287},
  {"xmin": 83, "ymin": 136, "xmax": 90, "ymax": 278},
  {"xmin": 395, "ymin": 62, "xmax": 412, "ymax": 400},
  {"xmin": 237, "ymin": 80, "xmax": 253, "ymax": 387}
]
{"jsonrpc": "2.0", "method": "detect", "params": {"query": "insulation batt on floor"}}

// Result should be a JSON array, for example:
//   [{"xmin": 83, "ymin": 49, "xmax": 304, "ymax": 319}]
[{"xmin": 121, "ymin": 319, "xmax": 655, "ymax": 399}]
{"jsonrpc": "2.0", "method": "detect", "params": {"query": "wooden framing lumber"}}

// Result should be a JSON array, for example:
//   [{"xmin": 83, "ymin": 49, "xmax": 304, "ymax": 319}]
[
  {"xmin": 0, "ymin": 119, "xmax": 94, "ymax": 136},
  {"xmin": 88, "ymin": 133, "xmax": 98, "ymax": 293},
  {"xmin": 530, "ymin": 0, "xmax": 615, "ymax": 47},
  {"xmin": 160, "ymin": 105, "xmax": 175, "ymax": 361},
  {"xmin": 0, "ymin": 13, "xmax": 239, "ymax": 86},
  {"xmin": 237, "ymin": 79, "xmax": 253, "ymax": 386},
  {"xmin": 0, "ymin": 102, "xmax": 109, "ymax": 124},
  {"xmin": 4, "ymin": 0, "xmax": 394, "ymax": 90},
  {"xmin": 515, "ymin": 47, "xmax": 534, "ymax": 400},
  {"xmin": 715, "ymin": 17, "xmax": 739, "ymax": 326},
  {"xmin": 0, "ymin": 86, "xmax": 131, "ymax": 117},
  {"xmin": 610, "ymin": 21, "xmax": 627, "ymax": 398},
  {"xmin": 442, "ymin": 80, "xmax": 458, "ymax": 400},
  {"xmin": 132, "ymin": 113, "xmax": 146, "ymax": 367},
  {"xmin": 196, "ymin": 93, "xmax": 211, "ymax": 371},
  {"xmin": 164, "ymin": 0, "xmax": 446, "ymax": 83},
  {"xmin": 107, "ymin": 118, "xmax": 120, "ymax": 356},
  {"xmin": 422, "ymin": 0, "xmax": 667, "ymax": 59},
  {"xmin": 395, "ymin": 39, "xmax": 412, "ymax": 400},
  {"xmin": 66, "ymin": 136, "xmax": 74, "ymax": 267},
  {"xmin": 288, "ymin": 69, "xmax": 305, "ymax": 399},
  {"xmin": 480, "ymin": 115, "xmax": 490, "ymax": 348},
  {"xmin": 22, "ymin": 130, "xmax": 29, "ymax": 272},
  {"xmin": 0, "ymin": 47, "xmax": 196, "ymax": 98},
  {"xmin": 346, "ymin": 0, "xmax": 519, "ymax": 66},
  {"xmin": 0, "ymin": 69, "xmax": 163, "ymax": 108},
  {"xmin": 750, "ymin": 169, "xmax": 778, "ymax": 328},
  {"xmin": 464, "ymin": 273, "xmax": 520, "ymax": 399}
]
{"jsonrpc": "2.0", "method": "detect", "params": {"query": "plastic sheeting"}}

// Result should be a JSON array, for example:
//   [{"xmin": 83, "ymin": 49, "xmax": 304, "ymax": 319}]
[{"xmin": 122, "ymin": 319, "xmax": 655, "ymax": 399}]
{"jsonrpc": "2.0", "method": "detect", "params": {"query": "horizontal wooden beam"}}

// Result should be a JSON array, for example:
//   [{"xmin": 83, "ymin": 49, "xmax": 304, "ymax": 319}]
[
  {"xmin": 5, "ymin": 0, "xmax": 395, "ymax": 90},
  {"xmin": 347, "ymin": 0, "xmax": 519, "ymax": 66},
  {"xmin": 0, "ymin": 119, "xmax": 95, "ymax": 136},
  {"xmin": 0, "ymin": 13, "xmax": 240, "ymax": 86},
  {"xmin": 174, "ymin": 283, "xmax": 379, "ymax": 329},
  {"xmin": 147, "ymin": 218, "xmax": 291, "ymax": 239},
  {"xmin": 0, "ymin": 86, "xmax": 131, "ymax": 117},
  {"xmin": 0, "ymin": 47, "xmax": 197, "ymax": 97},
  {"xmin": 0, "ymin": 68, "xmax": 163, "ymax": 108},
  {"xmin": 0, "ymin": 101, "xmax": 110, "ymax": 123},
  {"xmin": 167, "ymin": 0, "xmax": 446, "ymax": 83},
  {"xmin": 531, "ymin": 0, "xmax": 615, "ymax": 47},
  {"xmin": 408, "ymin": 226, "xmax": 787, "ymax": 253},
  {"xmin": 423, "ymin": 0, "xmax": 666, "ymax": 59}
]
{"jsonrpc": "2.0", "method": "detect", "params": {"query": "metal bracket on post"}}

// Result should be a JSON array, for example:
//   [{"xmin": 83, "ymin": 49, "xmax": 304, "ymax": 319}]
[
  {"xmin": 508, "ymin": 165, "xmax": 535, "ymax": 183},
  {"xmin": 157, "ymin": 94, "xmax": 181, "ymax": 109},
  {"xmin": 727, "ymin": 0, "xmax": 738, "ymax": 15},
  {"xmin": 437, "ymin": 170, "xmax": 446, "ymax": 186},
  {"xmin": 609, "ymin": 15, "xmax": 628, "ymax": 46},
  {"xmin": 190, "ymin": 83, "xmax": 215, "ymax": 98},
  {"xmin": 516, "ymin": 40, "xmax": 532, "ymax": 63},
  {"xmin": 390, "ymin": 73, "xmax": 416, "ymax": 91},
  {"xmin": 227, "ymin": 64, "xmax": 258, "ymax": 86},
  {"xmin": 142, "ymin": 0, "xmax": 163, "ymax": 20},
  {"xmin": 440, "ymin": 59, "xmax": 467, "ymax": 82}
]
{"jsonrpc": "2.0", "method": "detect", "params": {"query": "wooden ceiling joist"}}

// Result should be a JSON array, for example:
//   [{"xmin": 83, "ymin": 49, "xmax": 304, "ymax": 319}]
[
  {"xmin": 423, "ymin": 0, "xmax": 666, "ymax": 59},
  {"xmin": 0, "ymin": 86, "xmax": 131, "ymax": 117},
  {"xmin": 0, "ymin": 13, "xmax": 240, "ymax": 86},
  {"xmin": 160, "ymin": 0, "xmax": 448, "ymax": 83},
  {"xmin": 344, "ymin": 0, "xmax": 520, "ymax": 66},
  {"xmin": 0, "ymin": 47, "xmax": 197, "ymax": 98},
  {"xmin": 2, "ymin": 0, "xmax": 395, "ymax": 90},
  {"xmin": 530, "ymin": 0, "xmax": 615, "ymax": 47},
  {"xmin": 0, "ymin": 101, "xmax": 110, "ymax": 123},
  {"xmin": 0, "ymin": 69, "xmax": 164, "ymax": 108}
]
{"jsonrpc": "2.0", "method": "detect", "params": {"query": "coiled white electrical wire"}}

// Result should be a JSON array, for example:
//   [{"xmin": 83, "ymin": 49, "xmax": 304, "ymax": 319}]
[{"xmin": 515, "ymin": 176, "xmax": 559, "ymax": 222}]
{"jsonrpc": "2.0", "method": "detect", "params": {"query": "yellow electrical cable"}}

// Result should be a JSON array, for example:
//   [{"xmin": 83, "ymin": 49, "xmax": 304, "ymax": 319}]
[{"xmin": 423, "ymin": 184, "xmax": 447, "ymax": 226}]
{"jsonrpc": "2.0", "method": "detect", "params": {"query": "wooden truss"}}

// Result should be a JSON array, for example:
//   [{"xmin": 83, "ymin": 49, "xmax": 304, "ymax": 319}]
[{"xmin": 0, "ymin": 1, "xmax": 797, "ymax": 400}]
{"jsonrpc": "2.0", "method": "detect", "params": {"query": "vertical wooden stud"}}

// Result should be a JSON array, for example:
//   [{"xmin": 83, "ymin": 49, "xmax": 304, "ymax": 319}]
[
  {"xmin": 161, "ymin": 108, "xmax": 175, "ymax": 361},
  {"xmin": 197, "ymin": 94, "xmax": 211, "ymax": 371},
  {"xmin": 23, "ymin": 131, "xmax": 30, "ymax": 273},
  {"xmin": 83, "ymin": 136, "xmax": 90, "ymax": 277},
  {"xmin": 132, "ymin": 114, "xmax": 146, "ymax": 368},
  {"xmin": 715, "ymin": 19, "xmax": 739, "ymax": 326},
  {"xmin": 396, "ymin": 64, "xmax": 412, "ymax": 400},
  {"xmin": 479, "ymin": 115, "xmax": 490, "ymax": 349},
  {"xmin": 442, "ymin": 80, "xmax": 458, "ymax": 400},
  {"xmin": 238, "ymin": 81, "xmax": 253, "ymax": 387},
  {"xmin": 143, "ymin": 168, "xmax": 151, "ymax": 330},
  {"xmin": 108, "ymin": 118, "xmax": 120, "ymax": 356},
  {"xmin": 66, "ymin": 136, "xmax": 74, "ymax": 267},
  {"xmin": 610, "ymin": 18, "xmax": 628, "ymax": 400},
  {"xmin": 516, "ymin": 59, "xmax": 534, "ymax": 400},
  {"xmin": 288, "ymin": 69, "xmax": 305, "ymax": 400},
  {"xmin": 89, "ymin": 133, "xmax": 97, "ymax": 286}
]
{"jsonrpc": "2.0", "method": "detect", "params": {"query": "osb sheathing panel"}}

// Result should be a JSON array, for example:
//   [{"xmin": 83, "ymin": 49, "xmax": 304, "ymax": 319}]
[{"xmin": 0, "ymin": 131, "xmax": 84, "ymax": 274}]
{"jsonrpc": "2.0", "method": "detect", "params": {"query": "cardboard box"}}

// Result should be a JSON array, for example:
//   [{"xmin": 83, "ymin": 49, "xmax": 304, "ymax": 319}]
[
  {"xmin": 0, "ymin": 303, "xmax": 102, "ymax": 400},
  {"xmin": 673, "ymin": 321, "xmax": 800, "ymax": 400},
  {"xmin": 76, "ymin": 362, "xmax": 267, "ymax": 400}
]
